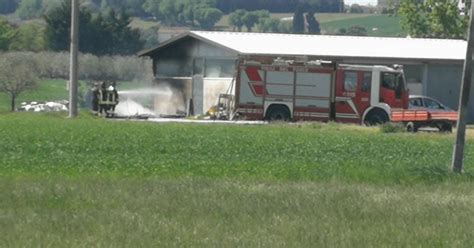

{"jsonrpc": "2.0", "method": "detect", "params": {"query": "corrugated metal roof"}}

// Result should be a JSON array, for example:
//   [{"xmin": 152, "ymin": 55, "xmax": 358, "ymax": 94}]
[
  {"xmin": 140, "ymin": 31, "xmax": 467, "ymax": 62},
  {"xmin": 190, "ymin": 31, "xmax": 466, "ymax": 61}
]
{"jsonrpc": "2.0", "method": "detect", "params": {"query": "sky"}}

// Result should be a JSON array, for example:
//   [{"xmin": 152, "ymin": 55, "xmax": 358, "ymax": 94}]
[{"xmin": 344, "ymin": 0, "xmax": 378, "ymax": 5}]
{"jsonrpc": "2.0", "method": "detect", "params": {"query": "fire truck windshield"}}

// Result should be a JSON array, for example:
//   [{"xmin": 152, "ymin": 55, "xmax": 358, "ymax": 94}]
[{"xmin": 381, "ymin": 72, "xmax": 405, "ymax": 99}]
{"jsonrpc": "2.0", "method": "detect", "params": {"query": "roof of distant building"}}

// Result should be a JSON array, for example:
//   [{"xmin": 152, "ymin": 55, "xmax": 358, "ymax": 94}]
[{"xmin": 139, "ymin": 31, "xmax": 466, "ymax": 62}]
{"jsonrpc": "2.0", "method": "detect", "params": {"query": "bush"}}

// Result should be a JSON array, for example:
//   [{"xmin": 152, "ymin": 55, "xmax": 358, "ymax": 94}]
[{"xmin": 380, "ymin": 122, "xmax": 405, "ymax": 133}]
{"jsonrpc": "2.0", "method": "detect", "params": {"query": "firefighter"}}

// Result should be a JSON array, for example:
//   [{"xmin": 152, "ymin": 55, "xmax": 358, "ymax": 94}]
[
  {"xmin": 106, "ymin": 81, "xmax": 119, "ymax": 117},
  {"xmin": 98, "ymin": 81, "xmax": 108, "ymax": 116},
  {"xmin": 91, "ymin": 82, "xmax": 100, "ymax": 115}
]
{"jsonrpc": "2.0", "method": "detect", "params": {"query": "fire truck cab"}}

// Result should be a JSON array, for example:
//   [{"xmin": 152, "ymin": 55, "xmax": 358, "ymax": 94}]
[{"xmin": 232, "ymin": 57, "xmax": 408, "ymax": 125}]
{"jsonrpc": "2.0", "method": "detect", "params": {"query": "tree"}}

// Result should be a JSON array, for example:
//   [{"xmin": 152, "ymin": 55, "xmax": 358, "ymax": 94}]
[
  {"xmin": 143, "ymin": 0, "xmax": 219, "ymax": 26},
  {"xmin": 292, "ymin": 4, "xmax": 305, "ymax": 34},
  {"xmin": 306, "ymin": 11, "xmax": 320, "ymax": 34},
  {"xmin": 42, "ymin": 0, "xmax": 62, "ymax": 14},
  {"xmin": 125, "ymin": 0, "xmax": 146, "ymax": 16},
  {"xmin": 9, "ymin": 22, "xmax": 46, "ymax": 51},
  {"xmin": 15, "ymin": 0, "xmax": 42, "ymax": 19},
  {"xmin": 159, "ymin": 0, "xmax": 179, "ymax": 25},
  {"xmin": 44, "ymin": 0, "xmax": 92, "ymax": 52},
  {"xmin": 254, "ymin": 9, "xmax": 270, "ymax": 20},
  {"xmin": 140, "ymin": 26, "xmax": 160, "ymax": 49},
  {"xmin": 257, "ymin": 17, "xmax": 281, "ymax": 33},
  {"xmin": 242, "ymin": 10, "xmax": 258, "ymax": 31},
  {"xmin": 228, "ymin": 9, "xmax": 246, "ymax": 31},
  {"xmin": 0, "ymin": 0, "xmax": 19, "ymax": 14},
  {"xmin": 398, "ymin": 0, "xmax": 467, "ymax": 39},
  {"xmin": 81, "ymin": 0, "xmax": 100, "ymax": 13},
  {"xmin": 0, "ymin": 52, "xmax": 39, "ymax": 111},
  {"xmin": 278, "ymin": 20, "xmax": 292, "ymax": 33},
  {"xmin": 349, "ymin": 4, "xmax": 364, "ymax": 13},
  {"xmin": 194, "ymin": 6, "xmax": 222, "ymax": 30},
  {"xmin": 143, "ymin": 0, "xmax": 163, "ymax": 20},
  {"xmin": 215, "ymin": 0, "xmax": 344, "ymax": 14},
  {"xmin": 346, "ymin": 25, "xmax": 368, "ymax": 36},
  {"xmin": 44, "ymin": 0, "xmax": 143, "ymax": 55},
  {"xmin": 0, "ymin": 17, "xmax": 14, "ymax": 50},
  {"xmin": 98, "ymin": 8, "xmax": 144, "ymax": 55},
  {"xmin": 336, "ymin": 28, "xmax": 346, "ymax": 35}
]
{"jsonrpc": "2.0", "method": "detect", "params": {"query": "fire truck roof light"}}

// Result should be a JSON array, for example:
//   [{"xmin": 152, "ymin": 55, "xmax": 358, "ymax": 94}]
[
  {"xmin": 392, "ymin": 64, "xmax": 403, "ymax": 69},
  {"xmin": 273, "ymin": 57, "xmax": 293, "ymax": 65},
  {"xmin": 306, "ymin": 60, "xmax": 333, "ymax": 66}
]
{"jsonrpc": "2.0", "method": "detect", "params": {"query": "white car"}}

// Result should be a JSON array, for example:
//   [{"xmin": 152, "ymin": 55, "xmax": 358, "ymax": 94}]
[
  {"xmin": 407, "ymin": 95, "xmax": 456, "ymax": 132},
  {"xmin": 409, "ymin": 95, "xmax": 453, "ymax": 111}
]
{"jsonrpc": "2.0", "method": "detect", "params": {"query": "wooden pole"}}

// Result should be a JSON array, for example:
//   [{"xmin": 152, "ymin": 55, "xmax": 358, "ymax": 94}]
[
  {"xmin": 451, "ymin": 3, "xmax": 474, "ymax": 173},
  {"xmin": 68, "ymin": 0, "xmax": 79, "ymax": 118}
]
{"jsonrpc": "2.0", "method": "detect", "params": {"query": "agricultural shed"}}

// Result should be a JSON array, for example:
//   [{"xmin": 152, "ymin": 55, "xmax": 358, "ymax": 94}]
[{"xmin": 140, "ymin": 31, "xmax": 472, "ymax": 121}]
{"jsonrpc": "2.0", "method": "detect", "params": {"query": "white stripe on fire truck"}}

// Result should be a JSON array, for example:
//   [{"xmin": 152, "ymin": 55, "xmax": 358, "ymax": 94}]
[
  {"xmin": 294, "ymin": 112, "xmax": 329, "ymax": 118},
  {"xmin": 335, "ymin": 97, "xmax": 352, "ymax": 101},
  {"xmin": 334, "ymin": 97, "xmax": 360, "ymax": 118},
  {"xmin": 346, "ymin": 100, "xmax": 360, "ymax": 117},
  {"xmin": 336, "ymin": 113, "xmax": 359, "ymax": 119},
  {"xmin": 238, "ymin": 108, "xmax": 264, "ymax": 114}
]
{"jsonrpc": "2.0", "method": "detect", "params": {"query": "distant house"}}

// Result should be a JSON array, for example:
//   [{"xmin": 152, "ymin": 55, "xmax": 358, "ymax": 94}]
[{"xmin": 140, "ymin": 31, "xmax": 473, "ymax": 121}]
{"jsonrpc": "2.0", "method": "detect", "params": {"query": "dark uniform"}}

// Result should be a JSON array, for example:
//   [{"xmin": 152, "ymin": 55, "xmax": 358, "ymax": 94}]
[
  {"xmin": 98, "ymin": 82, "xmax": 108, "ymax": 116},
  {"xmin": 96, "ymin": 81, "xmax": 119, "ymax": 117},
  {"xmin": 106, "ymin": 83, "xmax": 119, "ymax": 116},
  {"xmin": 91, "ymin": 84, "xmax": 100, "ymax": 114}
]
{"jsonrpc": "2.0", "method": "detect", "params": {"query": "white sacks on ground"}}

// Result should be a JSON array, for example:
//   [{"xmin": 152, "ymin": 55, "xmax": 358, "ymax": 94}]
[{"xmin": 18, "ymin": 101, "xmax": 68, "ymax": 112}]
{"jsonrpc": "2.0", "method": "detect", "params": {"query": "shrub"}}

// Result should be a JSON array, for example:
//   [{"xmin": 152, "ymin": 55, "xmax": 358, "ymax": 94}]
[{"xmin": 380, "ymin": 122, "xmax": 405, "ymax": 133}]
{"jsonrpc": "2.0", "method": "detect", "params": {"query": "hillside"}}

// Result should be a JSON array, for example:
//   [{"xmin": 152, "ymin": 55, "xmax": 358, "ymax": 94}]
[{"xmin": 131, "ymin": 13, "xmax": 402, "ymax": 37}]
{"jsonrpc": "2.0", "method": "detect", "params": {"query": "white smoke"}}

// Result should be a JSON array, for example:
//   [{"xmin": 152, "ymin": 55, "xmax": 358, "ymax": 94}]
[
  {"xmin": 114, "ymin": 98, "xmax": 155, "ymax": 116},
  {"xmin": 116, "ymin": 83, "xmax": 185, "ymax": 117}
]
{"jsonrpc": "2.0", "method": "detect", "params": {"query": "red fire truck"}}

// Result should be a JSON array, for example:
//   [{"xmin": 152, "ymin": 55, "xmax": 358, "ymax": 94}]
[{"xmin": 219, "ymin": 56, "xmax": 457, "ymax": 131}]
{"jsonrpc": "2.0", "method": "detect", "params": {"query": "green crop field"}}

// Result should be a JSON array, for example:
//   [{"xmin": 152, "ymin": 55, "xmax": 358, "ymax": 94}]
[
  {"xmin": 2, "ymin": 113, "xmax": 474, "ymax": 246},
  {"xmin": 321, "ymin": 14, "xmax": 404, "ymax": 37}
]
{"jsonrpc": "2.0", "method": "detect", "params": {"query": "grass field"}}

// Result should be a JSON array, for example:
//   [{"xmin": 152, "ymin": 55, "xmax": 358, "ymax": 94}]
[
  {"xmin": 2, "ymin": 113, "xmax": 474, "ymax": 246},
  {"xmin": 321, "ymin": 15, "xmax": 404, "ymax": 37},
  {"xmin": 0, "ymin": 79, "xmax": 146, "ymax": 113},
  {"xmin": 3, "ymin": 177, "xmax": 474, "ymax": 247},
  {"xmin": 216, "ymin": 13, "xmax": 376, "ymax": 29},
  {"xmin": 216, "ymin": 13, "xmax": 403, "ymax": 36},
  {"xmin": 0, "ymin": 79, "xmax": 69, "ymax": 113},
  {"xmin": 2, "ymin": 113, "xmax": 473, "ymax": 182}
]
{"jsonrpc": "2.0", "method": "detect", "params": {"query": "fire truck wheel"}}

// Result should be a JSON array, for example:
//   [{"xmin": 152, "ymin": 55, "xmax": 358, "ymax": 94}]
[
  {"xmin": 266, "ymin": 105, "xmax": 291, "ymax": 122},
  {"xmin": 364, "ymin": 109, "xmax": 389, "ymax": 126},
  {"xmin": 406, "ymin": 122, "xmax": 418, "ymax": 133},
  {"xmin": 439, "ymin": 122, "xmax": 453, "ymax": 133}
]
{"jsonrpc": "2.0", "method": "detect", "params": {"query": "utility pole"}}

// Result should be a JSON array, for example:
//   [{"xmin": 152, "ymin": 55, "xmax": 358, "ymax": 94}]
[
  {"xmin": 68, "ymin": 0, "xmax": 79, "ymax": 118},
  {"xmin": 451, "ymin": 2, "xmax": 474, "ymax": 173}
]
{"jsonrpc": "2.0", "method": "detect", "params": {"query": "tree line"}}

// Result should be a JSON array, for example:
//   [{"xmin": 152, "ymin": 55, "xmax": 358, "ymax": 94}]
[
  {"xmin": 217, "ymin": 0, "xmax": 344, "ymax": 14},
  {"xmin": 0, "ymin": 0, "xmax": 349, "ymax": 56},
  {"xmin": 1, "ymin": 0, "xmax": 145, "ymax": 55},
  {"xmin": 1, "ymin": 0, "xmax": 345, "ymax": 20}
]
